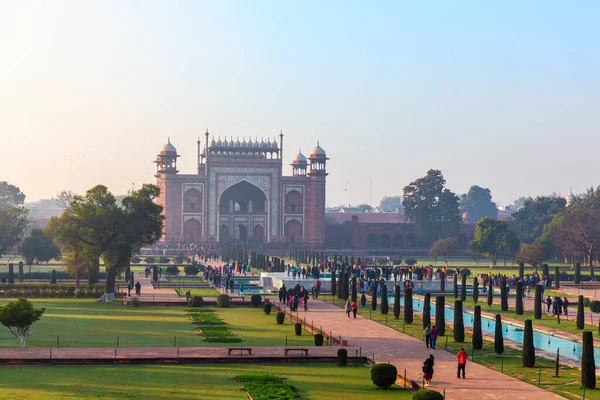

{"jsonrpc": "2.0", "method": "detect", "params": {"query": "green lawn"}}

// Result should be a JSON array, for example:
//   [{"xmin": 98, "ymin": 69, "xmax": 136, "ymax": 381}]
[
  {"xmin": 326, "ymin": 297, "xmax": 598, "ymax": 400},
  {"xmin": 0, "ymin": 299, "xmax": 314, "ymax": 348},
  {"xmin": 176, "ymin": 287, "xmax": 220, "ymax": 297},
  {"xmin": 0, "ymin": 364, "xmax": 411, "ymax": 400}
]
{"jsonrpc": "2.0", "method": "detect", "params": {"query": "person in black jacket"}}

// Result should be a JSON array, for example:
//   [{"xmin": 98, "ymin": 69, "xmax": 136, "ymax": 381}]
[{"xmin": 422, "ymin": 354, "xmax": 435, "ymax": 387}]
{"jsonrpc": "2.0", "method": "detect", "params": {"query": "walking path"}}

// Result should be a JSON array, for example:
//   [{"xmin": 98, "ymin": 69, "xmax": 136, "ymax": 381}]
[{"xmin": 274, "ymin": 299, "xmax": 561, "ymax": 400}]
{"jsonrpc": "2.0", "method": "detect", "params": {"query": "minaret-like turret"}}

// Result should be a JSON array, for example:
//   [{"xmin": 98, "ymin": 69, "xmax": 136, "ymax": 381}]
[{"xmin": 154, "ymin": 138, "xmax": 179, "ymax": 176}]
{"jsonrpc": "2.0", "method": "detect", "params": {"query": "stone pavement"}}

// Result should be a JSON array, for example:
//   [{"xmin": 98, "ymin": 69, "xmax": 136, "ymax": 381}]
[
  {"xmin": 274, "ymin": 299, "xmax": 561, "ymax": 400},
  {"xmin": 124, "ymin": 277, "xmax": 182, "ymax": 303}
]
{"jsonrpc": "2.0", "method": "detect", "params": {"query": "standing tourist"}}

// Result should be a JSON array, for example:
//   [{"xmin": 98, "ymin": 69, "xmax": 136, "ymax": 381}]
[
  {"xmin": 422, "ymin": 354, "xmax": 435, "ymax": 387},
  {"xmin": 429, "ymin": 325, "xmax": 438, "ymax": 349},
  {"xmin": 351, "ymin": 299, "xmax": 358, "ymax": 318},
  {"xmin": 456, "ymin": 348, "xmax": 467, "ymax": 379},
  {"xmin": 345, "ymin": 300, "xmax": 352, "ymax": 318},
  {"xmin": 563, "ymin": 297, "xmax": 569, "ymax": 316}
]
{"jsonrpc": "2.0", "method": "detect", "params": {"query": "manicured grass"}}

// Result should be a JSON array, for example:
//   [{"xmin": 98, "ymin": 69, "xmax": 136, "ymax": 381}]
[
  {"xmin": 189, "ymin": 312, "xmax": 224, "ymax": 325},
  {"xmin": 325, "ymin": 297, "xmax": 599, "ymax": 400},
  {"xmin": 0, "ymin": 364, "xmax": 411, "ymax": 400},
  {"xmin": 177, "ymin": 287, "xmax": 220, "ymax": 297},
  {"xmin": 0, "ymin": 299, "xmax": 314, "ymax": 348}
]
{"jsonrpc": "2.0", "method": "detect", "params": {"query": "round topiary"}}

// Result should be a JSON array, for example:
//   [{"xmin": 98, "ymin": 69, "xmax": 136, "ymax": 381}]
[
  {"xmin": 360, "ymin": 293, "xmax": 367, "ymax": 307},
  {"xmin": 276, "ymin": 311, "xmax": 285, "ymax": 324},
  {"xmin": 337, "ymin": 348, "xmax": 348, "ymax": 366},
  {"xmin": 216, "ymin": 294, "xmax": 230, "ymax": 308},
  {"xmin": 189, "ymin": 296, "xmax": 204, "ymax": 307},
  {"xmin": 412, "ymin": 389, "xmax": 444, "ymax": 400},
  {"xmin": 371, "ymin": 363, "xmax": 398, "ymax": 389},
  {"xmin": 263, "ymin": 302, "xmax": 273, "ymax": 315},
  {"xmin": 251, "ymin": 294, "xmax": 262, "ymax": 307},
  {"xmin": 314, "ymin": 333, "xmax": 324, "ymax": 346},
  {"xmin": 294, "ymin": 322, "xmax": 302, "ymax": 336},
  {"xmin": 590, "ymin": 300, "xmax": 600, "ymax": 313}
]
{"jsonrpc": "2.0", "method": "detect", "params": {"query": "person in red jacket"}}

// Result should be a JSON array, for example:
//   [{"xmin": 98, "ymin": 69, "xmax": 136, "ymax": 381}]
[{"xmin": 456, "ymin": 348, "xmax": 467, "ymax": 379}]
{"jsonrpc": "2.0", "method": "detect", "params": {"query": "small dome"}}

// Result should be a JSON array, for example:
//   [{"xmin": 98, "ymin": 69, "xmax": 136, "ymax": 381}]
[
  {"xmin": 241, "ymin": 137, "xmax": 247, "ymax": 147},
  {"xmin": 235, "ymin": 137, "xmax": 241, "ymax": 147},
  {"xmin": 254, "ymin": 138, "xmax": 260, "ymax": 147},
  {"xmin": 271, "ymin": 138, "xmax": 278, "ymax": 148},
  {"xmin": 217, "ymin": 137, "xmax": 223, "ymax": 146},
  {"xmin": 291, "ymin": 150, "xmax": 307, "ymax": 165},
  {"xmin": 161, "ymin": 139, "xmax": 177, "ymax": 154},
  {"xmin": 309, "ymin": 141, "xmax": 327, "ymax": 158},
  {"xmin": 260, "ymin": 138, "xmax": 265, "ymax": 147},
  {"xmin": 266, "ymin": 138, "xmax": 272, "ymax": 147},
  {"xmin": 229, "ymin": 138, "xmax": 235, "ymax": 147},
  {"xmin": 211, "ymin": 138, "xmax": 216, "ymax": 146}
]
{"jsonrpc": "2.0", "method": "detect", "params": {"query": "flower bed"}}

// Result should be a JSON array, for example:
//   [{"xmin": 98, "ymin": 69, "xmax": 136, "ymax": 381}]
[
  {"xmin": 198, "ymin": 327, "xmax": 241, "ymax": 343},
  {"xmin": 189, "ymin": 313, "xmax": 225, "ymax": 325}
]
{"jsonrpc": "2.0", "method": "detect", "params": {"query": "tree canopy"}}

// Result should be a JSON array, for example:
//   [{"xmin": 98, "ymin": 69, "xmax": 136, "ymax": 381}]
[
  {"xmin": 0, "ymin": 182, "xmax": 26, "ymax": 211},
  {"xmin": 460, "ymin": 185, "xmax": 497, "ymax": 223},
  {"xmin": 19, "ymin": 229, "xmax": 61, "ymax": 269},
  {"xmin": 402, "ymin": 170, "xmax": 461, "ymax": 244},
  {"xmin": 379, "ymin": 195, "xmax": 403, "ymax": 212},
  {"xmin": 46, "ymin": 184, "xmax": 164, "ymax": 301},
  {"xmin": 0, "ymin": 298, "xmax": 45, "ymax": 348},
  {"xmin": 470, "ymin": 217, "xmax": 520, "ymax": 266},
  {"xmin": 428, "ymin": 237, "xmax": 459, "ymax": 266},
  {"xmin": 515, "ymin": 243, "xmax": 545, "ymax": 268},
  {"xmin": 510, "ymin": 196, "xmax": 566, "ymax": 244},
  {"xmin": 0, "ymin": 182, "xmax": 29, "ymax": 258}
]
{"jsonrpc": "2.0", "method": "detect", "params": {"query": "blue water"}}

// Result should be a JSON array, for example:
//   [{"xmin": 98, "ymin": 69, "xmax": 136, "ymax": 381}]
[{"xmin": 388, "ymin": 295, "xmax": 590, "ymax": 366}]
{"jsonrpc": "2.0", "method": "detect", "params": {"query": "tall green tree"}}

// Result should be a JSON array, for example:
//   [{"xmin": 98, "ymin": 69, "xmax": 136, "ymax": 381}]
[
  {"xmin": 0, "ymin": 182, "xmax": 26, "ymax": 210},
  {"xmin": 428, "ymin": 237, "xmax": 459, "ymax": 266},
  {"xmin": 522, "ymin": 320, "xmax": 535, "ymax": 367},
  {"xmin": 0, "ymin": 182, "xmax": 29, "ymax": 258},
  {"xmin": 515, "ymin": 282, "xmax": 524, "ymax": 315},
  {"xmin": 470, "ymin": 217, "xmax": 520, "ymax": 267},
  {"xmin": 402, "ymin": 169, "xmax": 461, "ymax": 244},
  {"xmin": 18, "ymin": 229, "xmax": 61, "ymax": 271},
  {"xmin": 515, "ymin": 243, "xmax": 545, "ymax": 268},
  {"xmin": 460, "ymin": 185, "xmax": 498, "ymax": 223},
  {"xmin": 582, "ymin": 331, "xmax": 596, "ymax": 389},
  {"xmin": 46, "ymin": 184, "xmax": 164, "ymax": 301},
  {"xmin": 494, "ymin": 314, "xmax": 504, "ymax": 354},
  {"xmin": 393, "ymin": 285, "xmax": 401, "ymax": 319},
  {"xmin": 404, "ymin": 287, "xmax": 413, "ymax": 323},
  {"xmin": 380, "ymin": 284, "xmax": 388, "ymax": 315},
  {"xmin": 510, "ymin": 196, "xmax": 566, "ymax": 244},
  {"xmin": 379, "ymin": 195, "xmax": 403, "ymax": 212},
  {"xmin": 435, "ymin": 296, "xmax": 445, "ymax": 336},
  {"xmin": 454, "ymin": 300, "xmax": 465, "ymax": 343},
  {"xmin": 473, "ymin": 305, "xmax": 483, "ymax": 350},
  {"xmin": 422, "ymin": 293, "xmax": 431, "ymax": 327},
  {"xmin": 472, "ymin": 277, "xmax": 479, "ymax": 303}
]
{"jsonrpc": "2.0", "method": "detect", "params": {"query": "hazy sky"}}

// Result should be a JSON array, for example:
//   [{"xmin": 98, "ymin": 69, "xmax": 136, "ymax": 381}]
[{"xmin": 1, "ymin": 1, "xmax": 599, "ymax": 207}]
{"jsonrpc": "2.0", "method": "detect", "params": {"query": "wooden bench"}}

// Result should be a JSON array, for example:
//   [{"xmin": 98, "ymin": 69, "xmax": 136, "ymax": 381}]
[
  {"xmin": 284, "ymin": 348, "xmax": 309, "ymax": 356},
  {"xmin": 228, "ymin": 347, "xmax": 252, "ymax": 356}
]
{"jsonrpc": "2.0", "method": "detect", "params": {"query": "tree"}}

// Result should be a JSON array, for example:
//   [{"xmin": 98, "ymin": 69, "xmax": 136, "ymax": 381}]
[
  {"xmin": 460, "ymin": 274, "xmax": 467, "ymax": 302},
  {"xmin": 342, "ymin": 272, "xmax": 349, "ymax": 300},
  {"xmin": 393, "ymin": 285, "xmax": 401, "ymax": 319},
  {"xmin": 404, "ymin": 287, "xmax": 413, "ymax": 323},
  {"xmin": 355, "ymin": 204, "xmax": 372, "ymax": 212},
  {"xmin": 534, "ymin": 285, "xmax": 542, "ymax": 319},
  {"xmin": 454, "ymin": 300, "xmax": 464, "ymax": 343},
  {"xmin": 402, "ymin": 169, "xmax": 461, "ymax": 244},
  {"xmin": 428, "ymin": 237, "xmax": 459, "ymax": 266},
  {"xmin": 515, "ymin": 282, "xmax": 524, "ymax": 315},
  {"xmin": 522, "ymin": 320, "xmax": 535, "ymax": 367},
  {"xmin": 500, "ymin": 276, "xmax": 508, "ymax": 311},
  {"xmin": 18, "ymin": 229, "xmax": 61, "ymax": 271},
  {"xmin": 471, "ymin": 217, "xmax": 520, "ymax": 267},
  {"xmin": 460, "ymin": 185, "xmax": 498, "ymax": 223},
  {"xmin": 0, "ymin": 209, "xmax": 29, "ymax": 259},
  {"xmin": 435, "ymin": 296, "xmax": 445, "ymax": 336},
  {"xmin": 487, "ymin": 282, "xmax": 493, "ymax": 306},
  {"xmin": 371, "ymin": 284, "xmax": 377, "ymax": 311},
  {"xmin": 331, "ymin": 269, "xmax": 336, "ymax": 297},
  {"xmin": 379, "ymin": 195, "xmax": 403, "ymax": 212},
  {"xmin": 510, "ymin": 196, "xmax": 566, "ymax": 244},
  {"xmin": 440, "ymin": 271, "xmax": 446, "ymax": 293},
  {"xmin": 380, "ymin": 284, "xmax": 388, "ymax": 315},
  {"xmin": 0, "ymin": 298, "xmax": 45, "ymax": 348},
  {"xmin": 453, "ymin": 274, "xmax": 459, "ymax": 299},
  {"xmin": 472, "ymin": 277, "xmax": 479, "ymax": 303},
  {"xmin": 577, "ymin": 295, "xmax": 585, "ymax": 329},
  {"xmin": 422, "ymin": 293, "xmax": 431, "ymax": 328},
  {"xmin": 45, "ymin": 184, "xmax": 164, "ymax": 302},
  {"xmin": 515, "ymin": 243, "xmax": 545, "ymax": 268},
  {"xmin": 575, "ymin": 263, "xmax": 581, "ymax": 284},
  {"xmin": 473, "ymin": 305, "xmax": 483, "ymax": 350},
  {"xmin": 351, "ymin": 277, "xmax": 357, "ymax": 302},
  {"xmin": 582, "ymin": 331, "xmax": 596, "ymax": 389},
  {"xmin": 494, "ymin": 314, "xmax": 504, "ymax": 354},
  {"xmin": 0, "ymin": 182, "xmax": 26, "ymax": 210}
]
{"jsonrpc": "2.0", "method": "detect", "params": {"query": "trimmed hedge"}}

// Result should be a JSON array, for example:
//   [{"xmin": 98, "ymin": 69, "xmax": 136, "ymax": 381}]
[
  {"xmin": 370, "ymin": 363, "xmax": 397, "ymax": 389},
  {"xmin": 276, "ymin": 311, "xmax": 285, "ymax": 324},
  {"xmin": 337, "ymin": 348, "xmax": 347, "ymax": 366},
  {"xmin": 413, "ymin": 389, "xmax": 444, "ymax": 400},
  {"xmin": 263, "ymin": 302, "xmax": 273, "ymax": 315},
  {"xmin": 216, "ymin": 294, "xmax": 230, "ymax": 308},
  {"xmin": 589, "ymin": 300, "xmax": 600, "ymax": 313},
  {"xmin": 189, "ymin": 296, "xmax": 204, "ymax": 307},
  {"xmin": 250, "ymin": 294, "xmax": 262, "ymax": 307},
  {"xmin": 314, "ymin": 333, "xmax": 324, "ymax": 346},
  {"xmin": 294, "ymin": 322, "xmax": 302, "ymax": 336}
]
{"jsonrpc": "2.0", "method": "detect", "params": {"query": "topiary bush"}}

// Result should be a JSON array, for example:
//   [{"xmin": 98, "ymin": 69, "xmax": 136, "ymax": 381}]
[
  {"xmin": 370, "ymin": 363, "xmax": 397, "ymax": 389},
  {"xmin": 184, "ymin": 265, "xmax": 199, "ymax": 276},
  {"xmin": 216, "ymin": 294, "xmax": 230, "ymax": 308},
  {"xmin": 314, "ymin": 333, "xmax": 324, "ymax": 346},
  {"xmin": 590, "ymin": 300, "xmax": 600, "ymax": 313},
  {"xmin": 276, "ymin": 311, "xmax": 285, "ymax": 324},
  {"xmin": 251, "ymin": 294, "xmax": 262, "ymax": 307},
  {"xmin": 189, "ymin": 296, "xmax": 204, "ymax": 307},
  {"xmin": 337, "ymin": 348, "xmax": 347, "ymax": 366},
  {"xmin": 360, "ymin": 293, "xmax": 367, "ymax": 307},
  {"xmin": 412, "ymin": 389, "xmax": 444, "ymax": 400},
  {"xmin": 165, "ymin": 266, "xmax": 180, "ymax": 275},
  {"xmin": 263, "ymin": 302, "xmax": 273, "ymax": 315},
  {"xmin": 294, "ymin": 322, "xmax": 302, "ymax": 336},
  {"xmin": 129, "ymin": 296, "xmax": 141, "ymax": 307},
  {"xmin": 51, "ymin": 270, "xmax": 56, "ymax": 284}
]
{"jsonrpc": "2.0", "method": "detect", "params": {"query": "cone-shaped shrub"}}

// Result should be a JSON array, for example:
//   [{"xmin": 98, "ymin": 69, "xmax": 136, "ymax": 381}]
[
  {"xmin": 453, "ymin": 274, "xmax": 458, "ymax": 299},
  {"xmin": 554, "ymin": 266, "xmax": 560, "ymax": 289},
  {"xmin": 534, "ymin": 285, "xmax": 542, "ymax": 319},
  {"xmin": 314, "ymin": 333, "xmax": 324, "ymax": 346},
  {"xmin": 472, "ymin": 277, "xmax": 479, "ymax": 303},
  {"xmin": 360, "ymin": 293, "xmax": 367, "ymax": 307},
  {"xmin": 331, "ymin": 270, "xmax": 337, "ymax": 297},
  {"xmin": 515, "ymin": 282, "xmax": 523, "ymax": 315},
  {"xmin": 522, "ymin": 319, "xmax": 535, "ymax": 367},
  {"xmin": 440, "ymin": 271, "xmax": 445, "ymax": 293},
  {"xmin": 575, "ymin": 263, "xmax": 581, "ymax": 284},
  {"xmin": 18, "ymin": 261, "xmax": 24, "ymax": 282},
  {"xmin": 435, "ymin": 296, "xmax": 445, "ymax": 336},
  {"xmin": 487, "ymin": 282, "xmax": 493, "ymax": 306},
  {"xmin": 422, "ymin": 293, "xmax": 431, "ymax": 328},
  {"xmin": 454, "ymin": 300, "xmax": 465, "ymax": 343},
  {"xmin": 250, "ymin": 294, "xmax": 262, "ymax": 307},
  {"xmin": 500, "ymin": 276, "xmax": 508, "ymax": 311},
  {"xmin": 371, "ymin": 284, "xmax": 377, "ymax": 311},
  {"xmin": 263, "ymin": 302, "xmax": 272, "ymax": 315},
  {"xmin": 460, "ymin": 274, "xmax": 467, "ymax": 302},
  {"xmin": 276, "ymin": 311, "xmax": 285, "ymax": 324},
  {"xmin": 380, "ymin": 284, "xmax": 389, "ymax": 315},
  {"xmin": 494, "ymin": 314, "xmax": 504, "ymax": 354},
  {"xmin": 582, "ymin": 331, "xmax": 596, "ymax": 389},
  {"xmin": 393, "ymin": 285, "xmax": 401, "ymax": 319},
  {"xmin": 370, "ymin": 363, "xmax": 398, "ymax": 389},
  {"xmin": 337, "ymin": 348, "xmax": 347, "ymax": 366},
  {"xmin": 404, "ymin": 287, "xmax": 413, "ymax": 323},
  {"xmin": 351, "ymin": 277, "xmax": 357, "ymax": 302},
  {"xmin": 577, "ymin": 295, "xmax": 585, "ymax": 329},
  {"xmin": 542, "ymin": 263, "xmax": 549, "ymax": 278},
  {"xmin": 294, "ymin": 322, "xmax": 302, "ymax": 336},
  {"xmin": 189, "ymin": 296, "xmax": 204, "ymax": 307},
  {"xmin": 518, "ymin": 263, "xmax": 524, "ymax": 279},
  {"xmin": 7, "ymin": 264, "xmax": 14, "ymax": 284},
  {"xmin": 51, "ymin": 270, "xmax": 56, "ymax": 284},
  {"xmin": 337, "ymin": 270, "xmax": 344, "ymax": 299},
  {"xmin": 342, "ymin": 272, "xmax": 350, "ymax": 300},
  {"xmin": 473, "ymin": 305, "xmax": 483, "ymax": 350}
]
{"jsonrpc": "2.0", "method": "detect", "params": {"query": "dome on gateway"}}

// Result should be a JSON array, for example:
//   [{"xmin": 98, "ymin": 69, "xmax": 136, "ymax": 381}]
[
  {"xmin": 309, "ymin": 141, "xmax": 327, "ymax": 158},
  {"xmin": 161, "ymin": 139, "xmax": 177, "ymax": 153},
  {"xmin": 291, "ymin": 150, "xmax": 308, "ymax": 165}
]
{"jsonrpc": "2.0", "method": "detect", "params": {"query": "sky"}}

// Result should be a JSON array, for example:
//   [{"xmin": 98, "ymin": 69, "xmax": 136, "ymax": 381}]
[{"xmin": 1, "ymin": 1, "xmax": 599, "ymax": 208}]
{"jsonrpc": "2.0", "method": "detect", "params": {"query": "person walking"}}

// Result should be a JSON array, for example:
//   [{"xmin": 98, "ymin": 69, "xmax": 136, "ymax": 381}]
[
  {"xmin": 424, "ymin": 324, "xmax": 431, "ymax": 348},
  {"xmin": 127, "ymin": 281, "xmax": 132, "ymax": 297},
  {"xmin": 546, "ymin": 296, "xmax": 552, "ymax": 313},
  {"xmin": 563, "ymin": 297, "xmax": 569, "ymax": 316},
  {"xmin": 422, "ymin": 354, "xmax": 435, "ymax": 387},
  {"xmin": 457, "ymin": 348, "xmax": 467, "ymax": 379},
  {"xmin": 429, "ymin": 325, "xmax": 438, "ymax": 349},
  {"xmin": 135, "ymin": 281, "xmax": 141, "ymax": 296},
  {"xmin": 345, "ymin": 300, "xmax": 352, "ymax": 318},
  {"xmin": 351, "ymin": 300, "xmax": 358, "ymax": 318},
  {"xmin": 303, "ymin": 289, "xmax": 309, "ymax": 311}
]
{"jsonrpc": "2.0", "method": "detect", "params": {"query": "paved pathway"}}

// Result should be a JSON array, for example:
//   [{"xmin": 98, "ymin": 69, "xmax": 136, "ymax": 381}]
[{"xmin": 274, "ymin": 299, "xmax": 561, "ymax": 400}]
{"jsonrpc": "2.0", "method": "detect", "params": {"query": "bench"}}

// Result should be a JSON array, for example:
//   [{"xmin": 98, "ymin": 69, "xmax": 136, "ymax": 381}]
[
  {"xmin": 284, "ymin": 348, "xmax": 309, "ymax": 356},
  {"xmin": 228, "ymin": 347, "xmax": 252, "ymax": 356}
]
